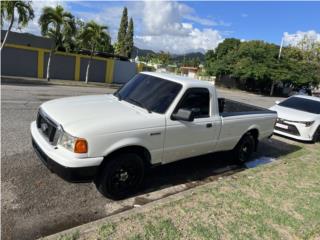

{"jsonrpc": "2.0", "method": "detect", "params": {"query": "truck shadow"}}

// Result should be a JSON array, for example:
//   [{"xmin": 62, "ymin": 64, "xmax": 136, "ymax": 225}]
[{"xmin": 140, "ymin": 137, "xmax": 302, "ymax": 197}]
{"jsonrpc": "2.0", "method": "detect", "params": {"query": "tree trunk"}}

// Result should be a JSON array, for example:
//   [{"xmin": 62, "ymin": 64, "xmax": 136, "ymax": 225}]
[
  {"xmin": 0, "ymin": 13, "xmax": 14, "ymax": 51},
  {"xmin": 46, "ymin": 48, "xmax": 54, "ymax": 81},
  {"xmin": 270, "ymin": 80, "xmax": 275, "ymax": 96},
  {"xmin": 85, "ymin": 46, "xmax": 95, "ymax": 84}
]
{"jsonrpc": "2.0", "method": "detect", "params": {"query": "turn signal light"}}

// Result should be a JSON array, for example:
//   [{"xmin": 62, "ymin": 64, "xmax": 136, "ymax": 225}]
[{"xmin": 74, "ymin": 139, "xmax": 88, "ymax": 153}]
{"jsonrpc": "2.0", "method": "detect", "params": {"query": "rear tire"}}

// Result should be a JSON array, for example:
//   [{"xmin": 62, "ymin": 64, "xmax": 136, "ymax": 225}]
[
  {"xmin": 96, "ymin": 153, "xmax": 145, "ymax": 200},
  {"xmin": 233, "ymin": 133, "xmax": 255, "ymax": 163}
]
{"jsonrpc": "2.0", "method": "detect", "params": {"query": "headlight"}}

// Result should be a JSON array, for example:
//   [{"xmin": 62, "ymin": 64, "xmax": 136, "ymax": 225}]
[
  {"xmin": 58, "ymin": 131, "xmax": 88, "ymax": 153},
  {"xmin": 283, "ymin": 119, "xmax": 315, "ymax": 127},
  {"xmin": 304, "ymin": 121, "xmax": 314, "ymax": 127}
]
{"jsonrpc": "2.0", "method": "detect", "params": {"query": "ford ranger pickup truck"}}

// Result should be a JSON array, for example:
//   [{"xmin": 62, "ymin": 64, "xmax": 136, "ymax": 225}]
[{"xmin": 31, "ymin": 72, "xmax": 277, "ymax": 199}]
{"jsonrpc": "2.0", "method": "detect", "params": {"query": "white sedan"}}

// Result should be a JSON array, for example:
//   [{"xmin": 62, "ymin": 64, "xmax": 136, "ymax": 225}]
[{"xmin": 269, "ymin": 95, "xmax": 320, "ymax": 142}]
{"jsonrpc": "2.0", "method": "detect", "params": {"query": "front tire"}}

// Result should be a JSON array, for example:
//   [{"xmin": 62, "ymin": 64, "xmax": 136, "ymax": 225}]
[
  {"xmin": 312, "ymin": 126, "xmax": 320, "ymax": 143},
  {"xmin": 96, "ymin": 153, "xmax": 145, "ymax": 200},
  {"xmin": 233, "ymin": 133, "xmax": 255, "ymax": 163}
]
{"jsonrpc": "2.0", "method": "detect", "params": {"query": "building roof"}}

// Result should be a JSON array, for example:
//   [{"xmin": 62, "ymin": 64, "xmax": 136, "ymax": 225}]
[
  {"xmin": 141, "ymin": 71, "xmax": 213, "ymax": 88},
  {"xmin": 180, "ymin": 66, "xmax": 198, "ymax": 70}
]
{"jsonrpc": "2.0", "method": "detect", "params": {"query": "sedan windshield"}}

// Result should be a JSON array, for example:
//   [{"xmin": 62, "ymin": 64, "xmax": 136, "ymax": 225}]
[
  {"xmin": 279, "ymin": 97, "xmax": 320, "ymax": 114},
  {"xmin": 114, "ymin": 74, "xmax": 182, "ymax": 114}
]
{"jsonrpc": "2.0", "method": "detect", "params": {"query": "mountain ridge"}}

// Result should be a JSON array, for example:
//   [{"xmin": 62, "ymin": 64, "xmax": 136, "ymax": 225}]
[{"xmin": 131, "ymin": 46, "xmax": 205, "ymax": 61}]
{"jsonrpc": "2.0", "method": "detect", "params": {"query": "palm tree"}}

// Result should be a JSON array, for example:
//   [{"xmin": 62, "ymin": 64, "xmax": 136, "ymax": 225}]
[
  {"xmin": 0, "ymin": 0, "xmax": 34, "ymax": 50},
  {"xmin": 79, "ymin": 21, "xmax": 110, "ymax": 83},
  {"xmin": 38, "ymin": 5, "xmax": 75, "ymax": 81}
]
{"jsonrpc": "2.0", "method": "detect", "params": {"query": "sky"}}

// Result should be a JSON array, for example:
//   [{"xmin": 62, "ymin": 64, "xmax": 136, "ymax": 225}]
[{"xmin": 8, "ymin": 1, "xmax": 320, "ymax": 54}]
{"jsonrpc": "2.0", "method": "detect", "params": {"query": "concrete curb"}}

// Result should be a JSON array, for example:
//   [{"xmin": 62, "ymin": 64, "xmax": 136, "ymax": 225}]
[{"xmin": 1, "ymin": 75, "xmax": 121, "ymax": 89}]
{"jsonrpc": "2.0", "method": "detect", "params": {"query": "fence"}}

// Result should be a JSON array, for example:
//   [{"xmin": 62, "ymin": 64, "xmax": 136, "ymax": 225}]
[{"xmin": 1, "ymin": 30, "xmax": 138, "ymax": 84}]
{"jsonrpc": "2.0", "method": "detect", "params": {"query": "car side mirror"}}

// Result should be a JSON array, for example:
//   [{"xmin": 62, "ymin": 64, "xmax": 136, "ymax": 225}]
[
  {"xmin": 171, "ymin": 109, "xmax": 194, "ymax": 122},
  {"xmin": 275, "ymin": 100, "xmax": 280, "ymax": 105}
]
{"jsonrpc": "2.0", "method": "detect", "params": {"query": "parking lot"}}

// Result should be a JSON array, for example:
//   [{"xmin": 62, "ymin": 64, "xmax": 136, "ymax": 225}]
[{"xmin": 2, "ymin": 81, "xmax": 298, "ymax": 240}]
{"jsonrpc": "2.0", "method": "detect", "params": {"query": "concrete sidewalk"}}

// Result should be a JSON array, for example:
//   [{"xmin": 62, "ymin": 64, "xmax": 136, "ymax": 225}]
[{"xmin": 1, "ymin": 75, "xmax": 121, "ymax": 89}]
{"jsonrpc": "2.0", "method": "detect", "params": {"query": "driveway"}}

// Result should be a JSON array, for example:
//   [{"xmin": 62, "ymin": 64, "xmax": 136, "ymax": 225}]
[{"xmin": 1, "ymin": 82, "xmax": 292, "ymax": 240}]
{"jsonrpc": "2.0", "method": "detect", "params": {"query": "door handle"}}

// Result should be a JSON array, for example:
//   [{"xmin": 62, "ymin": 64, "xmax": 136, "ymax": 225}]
[{"xmin": 206, "ymin": 123, "xmax": 212, "ymax": 128}]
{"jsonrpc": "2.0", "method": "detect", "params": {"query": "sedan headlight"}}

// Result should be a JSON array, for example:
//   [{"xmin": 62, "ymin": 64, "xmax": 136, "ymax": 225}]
[
  {"xmin": 304, "ymin": 121, "xmax": 315, "ymax": 127},
  {"xmin": 281, "ymin": 118, "xmax": 315, "ymax": 127},
  {"xmin": 58, "ymin": 131, "xmax": 88, "ymax": 153}
]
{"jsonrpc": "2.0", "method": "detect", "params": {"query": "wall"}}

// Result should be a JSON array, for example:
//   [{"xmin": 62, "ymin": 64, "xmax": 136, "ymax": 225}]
[
  {"xmin": 1, "ymin": 30, "xmax": 139, "ymax": 84},
  {"xmin": 113, "ymin": 60, "xmax": 137, "ymax": 84},
  {"xmin": 2, "ymin": 47, "xmax": 38, "ymax": 77}
]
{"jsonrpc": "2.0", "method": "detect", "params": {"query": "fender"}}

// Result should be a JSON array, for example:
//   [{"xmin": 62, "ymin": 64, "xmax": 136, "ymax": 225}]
[{"xmin": 101, "ymin": 137, "xmax": 163, "ymax": 165}]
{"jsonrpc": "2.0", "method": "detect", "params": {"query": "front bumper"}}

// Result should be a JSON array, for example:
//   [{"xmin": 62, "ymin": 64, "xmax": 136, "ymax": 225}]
[
  {"xmin": 273, "ymin": 127, "xmax": 314, "ymax": 142},
  {"xmin": 31, "ymin": 121, "xmax": 103, "ymax": 182},
  {"xmin": 32, "ymin": 138, "xmax": 98, "ymax": 182}
]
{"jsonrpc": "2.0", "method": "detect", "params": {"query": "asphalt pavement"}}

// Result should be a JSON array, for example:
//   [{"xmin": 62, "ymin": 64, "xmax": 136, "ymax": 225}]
[{"xmin": 1, "ymin": 81, "xmax": 289, "ymax": 240}]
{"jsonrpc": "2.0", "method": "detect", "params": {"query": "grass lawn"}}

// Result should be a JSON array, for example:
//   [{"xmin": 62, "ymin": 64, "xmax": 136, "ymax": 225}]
[{"xmin": 58, "ymin": 141, "xmax": 320, "ymax": 240}]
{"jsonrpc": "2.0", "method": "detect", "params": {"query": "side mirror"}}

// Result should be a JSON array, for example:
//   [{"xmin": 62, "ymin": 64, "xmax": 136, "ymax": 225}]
[
  {"xmin": 171, "ymin": 109, "xmax": 194, "ymax": 122},
  {"xmin": 275, "ymin": 100, "xmax": 280, "ymax": 105}
]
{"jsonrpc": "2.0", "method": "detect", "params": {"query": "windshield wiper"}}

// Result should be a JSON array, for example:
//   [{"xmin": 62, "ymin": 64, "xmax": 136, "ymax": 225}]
[{"xmin": 127, "ymin": 97, "xmax": 152, "ymax": 113}]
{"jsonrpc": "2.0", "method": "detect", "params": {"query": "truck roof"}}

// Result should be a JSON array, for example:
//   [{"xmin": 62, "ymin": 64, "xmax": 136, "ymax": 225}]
[{"xmin": 141, "ymin": 71, "xmax": 214, "ymax": 88}]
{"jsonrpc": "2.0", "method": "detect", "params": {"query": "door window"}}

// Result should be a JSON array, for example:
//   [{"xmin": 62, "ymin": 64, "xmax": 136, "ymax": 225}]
[{"xmin": 175, "ymin": 88, "xmax": 210, "ymax": 118}]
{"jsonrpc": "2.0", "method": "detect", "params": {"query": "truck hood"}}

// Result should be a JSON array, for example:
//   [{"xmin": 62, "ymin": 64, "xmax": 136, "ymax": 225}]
[
  {"xmin": 40, "ymin": 94, "xmax": 164, "ymax": 136},
  {"xmin": 269, "ymin": 105, "xmax": 317, "ymax": 122}
]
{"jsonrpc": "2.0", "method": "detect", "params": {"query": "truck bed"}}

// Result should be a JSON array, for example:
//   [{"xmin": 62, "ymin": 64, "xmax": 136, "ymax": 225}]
[{"xmin": 218, "ymin": 98, "xmax": 275, "ymax": 117}]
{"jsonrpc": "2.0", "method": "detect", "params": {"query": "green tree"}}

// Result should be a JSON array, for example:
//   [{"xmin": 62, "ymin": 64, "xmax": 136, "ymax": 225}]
[
  {"xmin": 206, "ymin": 38, "xmax": 320, "ymax": 95},
  {"xmin": 73, "ymin": 18, "xmax": 85, "ymax": 52},
  {"xmin": 39, "ymin": 5, "xmax": 76, "ymax": 81},
  {"xmin": 204, "ymin": 38, "xmax": 241, "ymax": 77},
  {"xmin": 233, "ymin": 41, "xmax": 279, "ymax": 93},
  {"xmin": 78, "ymin": 20, "xmax": 110, "ymax": 83},
  {"xmin": 115, "ymin": 7, "xmax": 128, "ymax": 57},
  {"xmin": 158, "ymin": 51, "xmax": 171, "ymax": 65},
  {"xmin": 125, "ymin": 17, "xmax": 134, "ymax": 58},
  {"xmin": 0, "ymin": 0, "xmax": 34, "ymax": 50},
  {"xmin": 215, "ymin": 38, "xmax": 241, "ymax": 59}
]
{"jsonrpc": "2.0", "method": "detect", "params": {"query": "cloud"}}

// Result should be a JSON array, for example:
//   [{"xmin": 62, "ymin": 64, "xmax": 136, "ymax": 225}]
[
  {"xmin": 142, "ymin": 1, "xmax": 190, "ymax": 36},
  {"xmin": 73, "ymin": 7, "xmax": 124, "ymax": 41},
  {"xmin": 77, "ymin": 0, "xmax": 225, "ymax": 54},
  {"xmin": 135, "ymin": 27, "xmax": 223, "ymax": 54},
  {"xmin": 72, "ymin": 1, "xmax": 145, "ymax": 43},
  {"xmin": 4, "ymin": 0, "xmax": 225, "ymax": 54},
  {"xmin": 135, "ymin": 1, "xmax": 224, "ymax": 53},
  {"xmin": 241, "ymin": 13, "xmax": 248, "ymax": 18},
  {"xmin": 283, "ymin": 30, "xmax": 320, "ymax": 46}
]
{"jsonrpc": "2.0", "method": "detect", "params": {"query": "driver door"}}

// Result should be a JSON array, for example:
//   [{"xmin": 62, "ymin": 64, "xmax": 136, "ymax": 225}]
[{"xmin": 163, "ymin": 88, "xmax": 220, "ymax": 163}]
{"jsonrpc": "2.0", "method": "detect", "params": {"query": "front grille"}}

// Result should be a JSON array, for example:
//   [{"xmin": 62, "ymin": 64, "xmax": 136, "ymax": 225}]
[
  {"xmin": 36, "ymin": 110, "xmax": 59, "ymax": 144},
  {"xmin": 275, "ymin": 118, "xmax": 300, "ymax": 136}
]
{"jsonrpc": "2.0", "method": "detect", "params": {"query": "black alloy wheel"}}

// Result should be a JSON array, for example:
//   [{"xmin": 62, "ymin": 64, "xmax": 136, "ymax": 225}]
[
  {"xmin": 96, "ymin": 153, "xmax": 145, "ymax": 200},
  {"xmin": 234, "ymin": 133, "xmax": 255, "ymax": 163}
]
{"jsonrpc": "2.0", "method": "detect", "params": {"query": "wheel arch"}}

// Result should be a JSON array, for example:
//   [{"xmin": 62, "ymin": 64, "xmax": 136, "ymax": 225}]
[
  {"xmin": 312, "ymin": 124, "xmax": 320, "ymax": 142},
  {"xmin": 98, "ymin": 145, "xmax": 152, "ymax": 172},
  {"xmin": 241, "ymin": 128, "xmax": 259, "ymax": 151}
]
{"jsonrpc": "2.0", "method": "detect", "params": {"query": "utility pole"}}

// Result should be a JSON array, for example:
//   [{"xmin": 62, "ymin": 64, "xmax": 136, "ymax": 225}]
[
  {"xmin": 271, "ymin": 33, "xmax": 300, "ymax": 96},
  {"xmin": 270, "ymin": 34, "xmax": 285, "ymax": 96}
]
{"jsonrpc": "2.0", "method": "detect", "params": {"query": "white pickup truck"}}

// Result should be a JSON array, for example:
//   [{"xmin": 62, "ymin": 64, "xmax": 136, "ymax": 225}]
[{"xmin": 31, "ymin": 72, "xmax": 277, "ymax": 199}]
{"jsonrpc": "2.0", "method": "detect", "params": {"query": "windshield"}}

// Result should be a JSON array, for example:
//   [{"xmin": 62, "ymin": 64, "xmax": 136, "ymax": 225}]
[
  {"xmin": 279, "ymin": 97, "xmax": 320, "ymax": 114},
  {"xmin": 114, "ymin": 73, "xmax": 182, "ymax": 114}
]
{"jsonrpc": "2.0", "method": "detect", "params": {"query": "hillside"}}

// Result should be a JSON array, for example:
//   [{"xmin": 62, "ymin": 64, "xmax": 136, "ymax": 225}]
[{"xmin": 131, "ymin": 46, "xmax": 205, "ymax": 62}]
